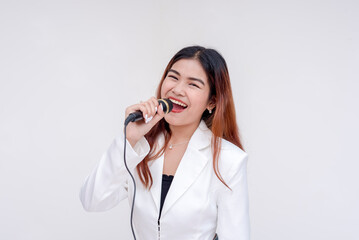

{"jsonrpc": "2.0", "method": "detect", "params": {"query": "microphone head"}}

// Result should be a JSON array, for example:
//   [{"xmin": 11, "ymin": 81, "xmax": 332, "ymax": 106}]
[{"xmin": 158, "ymin": 98, "xmax": 173, "ymax": 114}]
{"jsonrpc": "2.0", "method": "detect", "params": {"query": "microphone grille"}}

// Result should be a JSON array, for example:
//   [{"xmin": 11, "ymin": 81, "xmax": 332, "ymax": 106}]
[{"xmin": 159, "ymin": 98, "xmax": 173, "ymax": 114}]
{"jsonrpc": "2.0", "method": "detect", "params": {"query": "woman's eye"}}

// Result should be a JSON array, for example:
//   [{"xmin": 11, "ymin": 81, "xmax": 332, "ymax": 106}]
[
  {"xmin": 189, "ymin": 83, "xmax": 200, "ymax": 88},
  {"xmin": 168, "ymin": 75, "xmax": 178, "ymax": 80}
]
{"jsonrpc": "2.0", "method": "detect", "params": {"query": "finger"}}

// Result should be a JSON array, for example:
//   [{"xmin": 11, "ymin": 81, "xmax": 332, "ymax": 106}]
[
  {"xmin": 150, "ymin": 96, "xmax": 159, "ymax": 108},
  {"xmin": 150, "ymin": 97, "xmax": 159, "ymax": 115},
  {"xmin": 147, "ymin": 106, "xmax": 164, "ymax": 126},
  {"xmin": 147, "ymin": 98, "xmax": 157, "ymax": 118},
  {"xmin": 156, "ymin": 102, "xmax": 165, "ymax": 117},
  {"xmin": 125, "ymin": 103, "xmax": 143, "ymax": 118},
  {"xmin": 142, "ymin": 101, "xmax": 152, "ymax": 121}
]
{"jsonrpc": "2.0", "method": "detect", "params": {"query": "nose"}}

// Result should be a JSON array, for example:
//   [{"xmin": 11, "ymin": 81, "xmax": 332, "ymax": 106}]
[{"xmin": 171, "ymin": 81, "xmax": 185, "ymax": 96}]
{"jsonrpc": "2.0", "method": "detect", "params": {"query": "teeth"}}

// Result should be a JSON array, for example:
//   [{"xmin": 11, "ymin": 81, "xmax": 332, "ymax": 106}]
[{"xmin": 170, "ymin": 98, "xmax": 187, "ymax": 108}]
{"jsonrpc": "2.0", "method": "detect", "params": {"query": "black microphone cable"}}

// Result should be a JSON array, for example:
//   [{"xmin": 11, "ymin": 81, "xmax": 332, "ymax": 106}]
[
  {"xmin": 123, "ymin": 98, "xmax": 173, "ymax": 240},
  {"xmin": 123, "ymin": 123, "xmax": 137, "ymax": 240}
]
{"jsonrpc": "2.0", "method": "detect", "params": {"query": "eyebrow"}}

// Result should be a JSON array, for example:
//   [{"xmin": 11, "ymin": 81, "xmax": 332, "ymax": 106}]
[{"xmin": 168, "ymin": 69, "xmax": 205, "ymax": 86}]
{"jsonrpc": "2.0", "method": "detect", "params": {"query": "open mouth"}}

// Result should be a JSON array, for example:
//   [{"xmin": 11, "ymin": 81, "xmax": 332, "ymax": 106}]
[{"xmin": 169, "ymin": 98, "xmax": 188, "ymax": 112}]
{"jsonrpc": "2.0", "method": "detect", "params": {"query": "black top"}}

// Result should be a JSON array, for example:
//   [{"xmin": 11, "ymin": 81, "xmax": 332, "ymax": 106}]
[{"xmin": 158, "ymin": 174, "xmax": 174, "ymax": 220}]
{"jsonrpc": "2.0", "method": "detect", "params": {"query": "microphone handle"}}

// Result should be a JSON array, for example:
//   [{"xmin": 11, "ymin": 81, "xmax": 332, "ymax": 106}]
[
  {"xmin": 124, "ymin": 98, "xmax": 173, "ymax": 126},
  {"xmin": 125, "ymin": 111, "xmax": 144, "ymax": 125}
]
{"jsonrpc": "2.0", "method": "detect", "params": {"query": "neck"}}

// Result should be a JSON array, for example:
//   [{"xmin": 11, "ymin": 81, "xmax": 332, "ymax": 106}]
[{"xmin": 169, "ymin": 121, "xmax": 201, "ymax": 143}]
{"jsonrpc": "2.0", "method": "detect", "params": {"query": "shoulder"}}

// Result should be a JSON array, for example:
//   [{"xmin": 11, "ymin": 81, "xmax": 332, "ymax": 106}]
[
  {"xmin": 217, "ymin": 138, "xmax": 248, "ymax": 183},
  {"xmin": 220, "ymin": 138, "xmax": 247, "ymax": 161}
]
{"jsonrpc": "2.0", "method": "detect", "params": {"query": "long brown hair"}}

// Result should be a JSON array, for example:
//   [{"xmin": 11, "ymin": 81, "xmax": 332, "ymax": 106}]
[{"xmin": 136, "ymin": 46, "xmax": 245, "ymax": 189}]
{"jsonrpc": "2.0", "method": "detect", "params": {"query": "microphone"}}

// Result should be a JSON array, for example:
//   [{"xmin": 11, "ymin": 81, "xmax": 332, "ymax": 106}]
[
  {"xmin": 122, "ymin": 98, "xmax": 172, "ymax": 239},
  {"xmin": 124, "ymin": 98, "xmax": 173, "ymax": 126}
]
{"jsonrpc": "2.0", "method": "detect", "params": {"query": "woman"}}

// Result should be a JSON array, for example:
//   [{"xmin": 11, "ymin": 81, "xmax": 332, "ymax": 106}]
[{"xmin": 80, "ymin": 46, "xmax": 250, "ymax": 240}]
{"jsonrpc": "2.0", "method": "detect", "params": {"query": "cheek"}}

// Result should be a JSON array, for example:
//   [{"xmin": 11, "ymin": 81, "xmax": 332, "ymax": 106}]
[
  {"xmin": 160, "ymin": 83, "xmax": 167, "ymax": 98},
  {"xmin": 160, "ymin": 79, "xmax": 173, "ymax": 97},
  {"xmin": 189, "ymin": 92, "xmax": 210, "ymax": 109}
]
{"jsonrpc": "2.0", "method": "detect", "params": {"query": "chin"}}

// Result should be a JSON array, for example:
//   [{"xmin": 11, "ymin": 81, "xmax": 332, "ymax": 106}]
[
  {"xmin": 164, "ymin": 114, "xmax": 201, "ymax": 128},
  {"xmin": 164, "ymin": 115, "xmax": 182, "ymax": 126}
]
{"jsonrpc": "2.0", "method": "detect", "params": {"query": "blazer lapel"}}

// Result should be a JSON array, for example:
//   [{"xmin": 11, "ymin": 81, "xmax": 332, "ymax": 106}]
[
  {"xmin": 149, "ymin": 134, "xmax": 165, "ymax": 213},
  {"xmin": 160, "ymin": 121, "xmax": 212, "ymax": 218}
]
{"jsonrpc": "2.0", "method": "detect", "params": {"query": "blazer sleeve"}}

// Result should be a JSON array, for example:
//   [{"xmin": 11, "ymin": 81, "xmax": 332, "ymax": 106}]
[
  {"xmin": 79, "ymin": 133, "xmax": 150, "ymax": 212},
  {"xmin": 216, "ymin": 153, "xmax": 250, "ymax": 240}
]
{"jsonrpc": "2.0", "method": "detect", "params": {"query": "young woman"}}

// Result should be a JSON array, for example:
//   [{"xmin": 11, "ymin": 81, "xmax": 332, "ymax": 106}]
[{"xmin": 80, "ymin": 46, "xmax": 250, "ymax": 240}]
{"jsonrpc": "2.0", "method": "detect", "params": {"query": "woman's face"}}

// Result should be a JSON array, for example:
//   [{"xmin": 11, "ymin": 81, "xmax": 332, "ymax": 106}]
[{"xmin": 160, "ymin": 58, "xmax": 212, "ymax": 128}]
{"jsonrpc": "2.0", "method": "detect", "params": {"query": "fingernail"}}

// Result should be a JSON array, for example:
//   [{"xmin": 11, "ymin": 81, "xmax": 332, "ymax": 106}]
[
  {"xmin": 155, "ymin": 106, "xmax": 158, "ymax": 112},
  {"xmin": 147, "ymin": 116, "xmax": 153, "ymax": 123},
  {"xmin": 145, "ymin": 114, "xmax": 148, "ymax": 121}
]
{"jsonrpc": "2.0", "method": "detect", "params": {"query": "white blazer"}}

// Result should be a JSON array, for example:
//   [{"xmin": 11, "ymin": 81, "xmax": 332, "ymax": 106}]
[{"xmin": 80, "ymin": 120, "xmax": 250, "ymax": 240}]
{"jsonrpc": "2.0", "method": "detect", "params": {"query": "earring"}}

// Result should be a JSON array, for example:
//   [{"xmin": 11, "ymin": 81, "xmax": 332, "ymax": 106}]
[{"xmin": 209, "ymin": 109, "xmax": 212, "ymax": 114}]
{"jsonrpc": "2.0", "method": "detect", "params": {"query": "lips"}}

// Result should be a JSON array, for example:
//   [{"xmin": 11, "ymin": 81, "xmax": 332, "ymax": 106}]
[
  {"xmin": 169, "ymin": 97, "xmax": 188, "ymax": 107},
  {"xmin": 168, "ymin": 97, "xmax": 188, "ymax": 113}
]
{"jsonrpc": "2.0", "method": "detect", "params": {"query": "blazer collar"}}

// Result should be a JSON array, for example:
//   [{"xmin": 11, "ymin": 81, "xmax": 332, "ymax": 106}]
[
  {"xmin": 148, "ymin": 120, "xmax": 213, "ymax": 217},
  {"xmin": 187, "ymin": 120, "xmax": 213, "ymax": 150}
]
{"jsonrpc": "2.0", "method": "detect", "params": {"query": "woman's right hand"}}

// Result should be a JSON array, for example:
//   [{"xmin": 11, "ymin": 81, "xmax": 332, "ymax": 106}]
[{"xmin": 124, "ymin": 97, "xmax": 165, "ymax": 148}]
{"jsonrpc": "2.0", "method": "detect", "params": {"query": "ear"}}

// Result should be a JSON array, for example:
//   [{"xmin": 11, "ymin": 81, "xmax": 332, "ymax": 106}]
[{"xmin": 207, "ymin": 96, "xmax": 216, "ymax": 111}]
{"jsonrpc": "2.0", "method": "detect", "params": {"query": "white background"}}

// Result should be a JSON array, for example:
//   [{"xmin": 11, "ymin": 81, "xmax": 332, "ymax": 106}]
[{"xmin": 0, "ymin": 0, "xmax": 358, "ymax": 239}]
